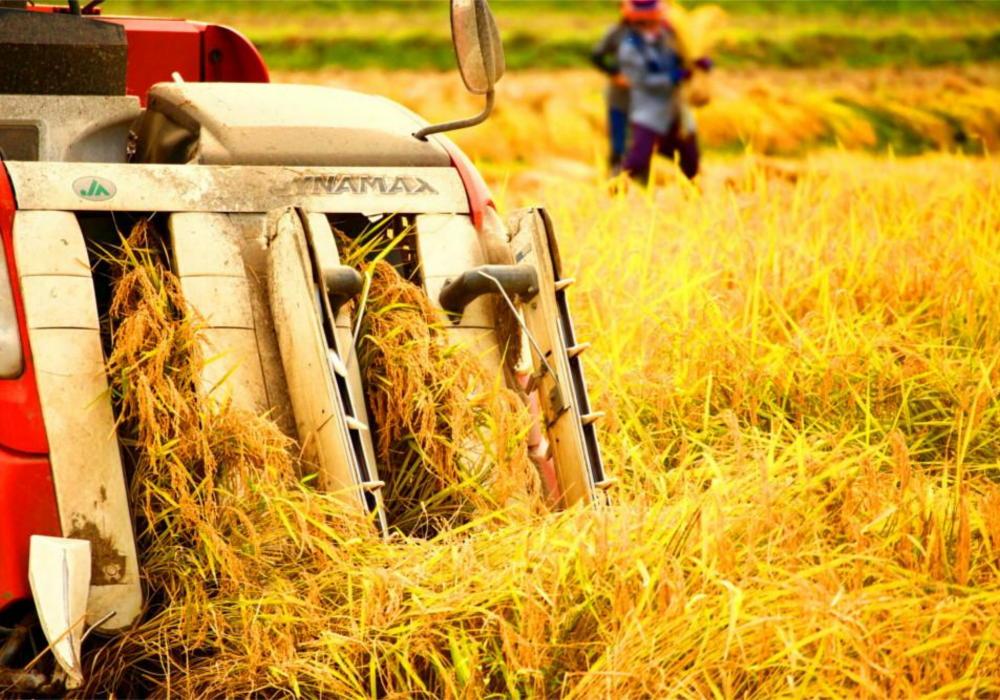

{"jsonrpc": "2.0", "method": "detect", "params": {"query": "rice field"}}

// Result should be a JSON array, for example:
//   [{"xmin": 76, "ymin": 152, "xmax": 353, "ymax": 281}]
[
  {"xmin": 81, "ymin": 147, "xmax": 1000, "ymax": 697},
  {"xmin": 66, "ymin": 2, "xmax": 1000, "ymax": 697},
  {"xmin": 275, "ymin": 66, "xmax": 1000, "ymax": 163},
  {"xmin": 113, "ymin": 0, "xmax": 1000, "ymax": 71}
]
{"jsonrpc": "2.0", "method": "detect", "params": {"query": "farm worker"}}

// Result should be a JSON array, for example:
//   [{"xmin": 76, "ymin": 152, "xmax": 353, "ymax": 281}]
[
  {"xmin": 618, "ymin": 3, "xmax": 700, "ymax": 183},
  {"xmin": 590, "ymin": 1, "xmax": 645, "ymax": 174}
]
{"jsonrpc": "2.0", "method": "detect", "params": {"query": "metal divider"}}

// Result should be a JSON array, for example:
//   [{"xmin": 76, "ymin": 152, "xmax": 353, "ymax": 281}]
[
  {"xmin": 267, "ymin": 208, "xmax": 387, "ymax": 534},
  {"xmin": 510, "ymin": 207, "xmax": 610, "ymax": 507},
  {"xmin": 12, "ymin": 210, "xmax": 142, "ymax": 631},
  {"xmin": 537, "ymin": 209, "xmax": 611, "ymax": 500},
  {"xmin": 299, "ymin": 210, "xmax": 387, "ymax": 534},
  {"xmin": 169, "ymin": 212, "xmax": 269, "ymax": 415}
]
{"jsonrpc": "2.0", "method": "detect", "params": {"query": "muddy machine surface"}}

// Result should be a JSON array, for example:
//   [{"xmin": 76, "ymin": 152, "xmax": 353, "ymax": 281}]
[{"xmin": 0, "ymin": 0, "xmax": 607, "ymax": 691}]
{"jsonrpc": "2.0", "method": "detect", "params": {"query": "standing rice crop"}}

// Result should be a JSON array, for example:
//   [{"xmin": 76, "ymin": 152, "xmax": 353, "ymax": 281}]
[{"xmin": 77, "ymin": 152, "xmax": 1000, "ymax": 698}]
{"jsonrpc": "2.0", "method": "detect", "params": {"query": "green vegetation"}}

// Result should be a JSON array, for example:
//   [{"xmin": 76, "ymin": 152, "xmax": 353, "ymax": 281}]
[
  {"xmin": 717, "ymin": 29, "xmax": 1000, "ymax": 69},
  {"xmin": 104, "ymin": 0, "xmax": 1000, "ymax": 71},
  {"xmin": 108, "ymin": 0, "xmax": 1000, "ymax": 18},
  {"xmin": 248, "ymin": 29, "xmax": 1000, "ymax": 72}
]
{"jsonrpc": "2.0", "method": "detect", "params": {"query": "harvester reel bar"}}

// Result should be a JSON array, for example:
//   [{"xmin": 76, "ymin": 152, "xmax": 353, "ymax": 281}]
[
  {"xmin": 463, "ymin": 266, "xmax": 562, "ymax": 405},
  {"xmin": 438, "ymin": 263, "xmax": 538, "ymax": 318},
  {"xmin": 322, "ymin": 265, "xmax": 364, "ymax": 316}
]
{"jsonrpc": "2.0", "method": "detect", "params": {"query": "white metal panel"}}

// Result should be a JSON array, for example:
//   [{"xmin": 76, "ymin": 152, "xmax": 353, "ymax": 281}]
[
  {"xmin": 180, "ymin": 276, "xmax": 255, "ymax": 329},
  {"xmin": 140, "ymin": 83, "xmax": 451, "ymax": 167},
  {"xmin": 28, "ymin": 536, "xmax": 90, "ymax": 688},
  {"xmin": 303, "ymin": 211, "xmax": 342, "ymax": 278},
  {"xmin": 169, "ymin": 213, "xmax": 268, "ymax": 416},
  {"xmin": 0, "ymin": 95, "xmax": 140, "ymax": 163},
  {"xmin": 14, "ymin": 210, "xmax": 143, "ymax": 631},
  {"xmin": 509, "ymin": 208, "xmax": 601, "ymax": 507},
  {"xmin": 301, "ymin": 211, "xmax": 381, "ymax": 491},
  {"xmin": 170, "ymin": 212, "xmax": 248, "ymax": 278},
  {"xmin": 415, "ymin": 213, "xmax": 499, "ymax": 367},
  {"xmin": 416, "ymin": 213, "xmax": 493, "ymax": 326},
  {"xmin": 226, "ymin": 213, "xmax": 298, "ymax": 438},
  {"xmin": 416, "ymin": 213, "xmax": 484, "ymax": 277},
  {"xmin": 12, "ymin": 211, "xmax": 92, "ymax": 277},
  {"xmin": 268, "ymin": 209, "xmax": 369, "ymax": 510},
  {"xmin": 20, "ymin": 276, "xmax": 100, "ymax": 330},
  {"xmin": 7, "ymin": 162, "xmax": 469, "ymax": 215},
  {"xmin": 417, "ymin": 213, "xmax": 490, "ymax": 325},
  {"xmin": 198, "ymin": 327, "xmax": 269, "ymax": 411},
  {"xmin": 269, "ymin": 211, "xmax": 340, "ymax": 471}
]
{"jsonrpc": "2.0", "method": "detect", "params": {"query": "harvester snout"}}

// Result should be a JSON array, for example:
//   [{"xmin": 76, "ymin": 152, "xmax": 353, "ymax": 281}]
[{"xmin": 0, "ymin": 0, "xmax": 606, "ymax": 691}]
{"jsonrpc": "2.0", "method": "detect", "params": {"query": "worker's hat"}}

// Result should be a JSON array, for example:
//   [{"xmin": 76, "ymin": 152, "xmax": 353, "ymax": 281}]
[{"xmin": 621, "ymin": 0, "xmax": 663, "ymax": 22}]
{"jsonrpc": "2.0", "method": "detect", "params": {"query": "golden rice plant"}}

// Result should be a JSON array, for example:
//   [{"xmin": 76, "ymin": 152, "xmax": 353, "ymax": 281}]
[
  {"xmin": 78, "ymin": 151, "xmax": 1000, "ymax": 698},
  {"xmin": 278, "ymin": 66, "xmax": 1000, "ymax": 163},
  {"xmin": 348, "ymin": 252, "xmax": 543, "ymax": 535}
]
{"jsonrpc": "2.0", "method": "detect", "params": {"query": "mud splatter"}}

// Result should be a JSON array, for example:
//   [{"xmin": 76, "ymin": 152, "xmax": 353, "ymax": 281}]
[{"xmin": 68, "ymin": 515, "xmax": 126, "ymax": 585}]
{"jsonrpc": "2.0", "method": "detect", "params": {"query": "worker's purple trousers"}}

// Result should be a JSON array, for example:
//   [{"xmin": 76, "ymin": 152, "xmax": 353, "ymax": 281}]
[{"xmin": 623, "ymin": 121, "xmax": 700, "ymax": 182}]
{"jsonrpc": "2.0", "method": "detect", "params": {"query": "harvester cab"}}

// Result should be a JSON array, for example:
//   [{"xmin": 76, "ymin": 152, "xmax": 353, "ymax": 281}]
[{"xmin": 0, "ymin": 0, "xmax": 608, "ymax": 691}]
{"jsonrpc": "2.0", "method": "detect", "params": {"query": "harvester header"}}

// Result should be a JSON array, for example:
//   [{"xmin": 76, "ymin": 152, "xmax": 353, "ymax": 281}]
[{"xmin": 0, "ymin": 0, "xmax": 608, "ymax": 692}]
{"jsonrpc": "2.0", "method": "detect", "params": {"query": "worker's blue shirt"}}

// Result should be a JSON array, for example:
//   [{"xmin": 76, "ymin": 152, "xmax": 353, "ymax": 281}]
[{"xmin": 617, "ymin": 29, "xmax": 683, "ymax": 134}]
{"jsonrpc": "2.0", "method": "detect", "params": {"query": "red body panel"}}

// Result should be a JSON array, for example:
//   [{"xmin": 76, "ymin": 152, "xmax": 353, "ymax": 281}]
[
  {"xmin": 435, "ymin": 136, "xmax": 494, "ymax": 230},
  {"xmin": 105, "ymin": 17, "xmax": 204, "ymax": 98},
  {"xmin": 99, "ymin": 17, "xmax": 270, "ymax": 103},
  {"xmin": 202, "ymin": 24, "xmax": 270, "ymax": 84},
  {"xmin": 0, "ymin": 449, "xmax": 60, "ymax": 606},
  {"xmin": 0, "ymin": 163, "xmax": 62, "ymax": 609},
  {"xmin": 26, "ymin": 7, "xmax": 270, "ymax": 104},
  {"xmin": 0, "ymin": 167, "xmax": 47, "ymax": 455}
]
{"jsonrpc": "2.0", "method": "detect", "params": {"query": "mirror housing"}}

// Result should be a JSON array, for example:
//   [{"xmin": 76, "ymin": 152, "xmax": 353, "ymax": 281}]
[
  {"xmin": 451, "ymin": 0, "xmax": 505, "ymax": 95},
  {"xmin": 414, "ymin": 0, "xmax": 505, "ymax": 140}
]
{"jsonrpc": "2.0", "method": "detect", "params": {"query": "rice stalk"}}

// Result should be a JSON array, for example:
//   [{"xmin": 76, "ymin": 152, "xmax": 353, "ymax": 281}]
[
  {"xmin": 354, "ymin": 258, "xmax": 543, "ymax": 536},
  {"xmin": 72, "ymin": 152, "xmax": 1000, "ymax": 698}
]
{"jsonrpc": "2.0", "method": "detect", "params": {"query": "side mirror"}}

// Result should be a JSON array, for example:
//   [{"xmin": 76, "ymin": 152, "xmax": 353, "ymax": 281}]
[
  {"xmin": 414, "ymin": 0, "xmax": 505, "ymax": 140},
  {"xmin": 451, "ymin": 0, "xmax": 505, "ymax": 95}
]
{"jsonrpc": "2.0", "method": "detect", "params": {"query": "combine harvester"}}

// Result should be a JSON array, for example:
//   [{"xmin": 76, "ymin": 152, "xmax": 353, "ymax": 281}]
[{"xmin": 0, "ymin": 0, "xmax": 609, "ymax": 692}]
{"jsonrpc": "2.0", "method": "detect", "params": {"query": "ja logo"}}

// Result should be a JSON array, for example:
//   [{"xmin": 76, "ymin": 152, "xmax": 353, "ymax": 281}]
[{"xmin": 73, "ymin": 176, "xmax": 116, "ymax": 202}]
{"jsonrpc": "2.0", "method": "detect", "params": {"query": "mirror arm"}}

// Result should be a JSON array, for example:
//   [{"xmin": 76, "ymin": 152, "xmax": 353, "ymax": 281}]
[{"xmin": 414, "ymin": 90, "xmax": 495, "ymax": 141}]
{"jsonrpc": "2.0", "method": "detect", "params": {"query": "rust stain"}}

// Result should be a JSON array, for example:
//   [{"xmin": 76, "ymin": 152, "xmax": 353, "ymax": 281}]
[{"xmin": 68, "ymin": 514, "xmax": 126, "ymax": 585}]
